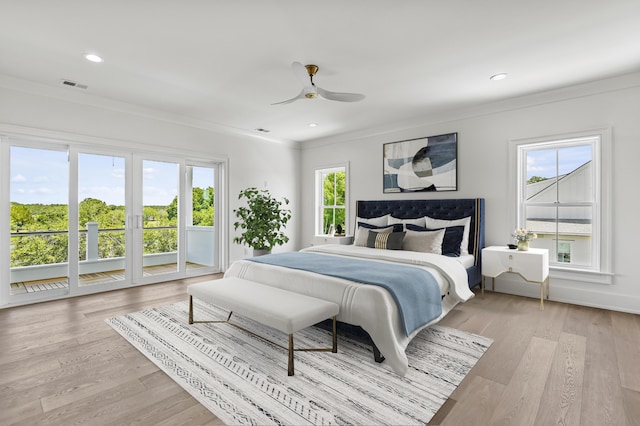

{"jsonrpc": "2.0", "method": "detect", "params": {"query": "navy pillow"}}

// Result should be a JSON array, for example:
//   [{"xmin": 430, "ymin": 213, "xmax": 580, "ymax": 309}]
[{"xmin": 406, "ymin": 224, "xmax": 465, "ymax": 256}]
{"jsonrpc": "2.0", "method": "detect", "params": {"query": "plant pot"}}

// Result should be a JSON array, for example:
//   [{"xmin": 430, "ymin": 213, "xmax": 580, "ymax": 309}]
[
  {"xmin": 517, "ymin": 241, "xmax": 529, "ymax": 251},
  {"xmin": 252, "ymin": 249, "xmax": 272, "ymax": 257}
]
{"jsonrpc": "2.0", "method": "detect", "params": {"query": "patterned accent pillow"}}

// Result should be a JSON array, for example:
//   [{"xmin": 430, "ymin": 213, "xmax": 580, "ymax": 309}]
[
  {"xmin": 354, "ymin": 223, "xmax": 403, "ymax": 247},
  {"xmin": 402, "ymin": 228, "xmax": 445, "ymax": 254},
  {"xmin": 406, "ymin": 224, "xmax": 465, "ymax": 256},
  {"xmin": 366, "ymin": 230, "xmax": 406, "ymax": 250}
]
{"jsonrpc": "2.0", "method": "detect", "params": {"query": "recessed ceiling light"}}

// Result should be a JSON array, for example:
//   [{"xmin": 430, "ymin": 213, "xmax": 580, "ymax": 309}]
[
  {"xmin": 84, "ymin": 53, "xmax": 103, "ymax": 63},
  {"xmin": 308, "ymin": 123, "xmax": 318, "ymax": 128},
  {"xmin": 489, "ymin": 73, "xmax": 508, "ymax": 81}
]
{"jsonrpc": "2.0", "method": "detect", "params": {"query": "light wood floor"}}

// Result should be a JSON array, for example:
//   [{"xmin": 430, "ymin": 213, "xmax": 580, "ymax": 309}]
[{"xmin": 1, "ymin": 278, "xmax": 639, "ymax": 426}]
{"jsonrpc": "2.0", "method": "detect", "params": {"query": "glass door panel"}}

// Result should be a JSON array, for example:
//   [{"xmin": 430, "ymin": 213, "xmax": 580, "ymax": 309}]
[
  {"xmin": 141, "ymin": 159, "xmax": 179, "ymax": 278},
  {"xmin": 77, "ymin": 153, "xmax": 127, "ymax": 287},
  {"xmin": 186, "ymin": 165, "xmax": 216, "ymax": 272},
  {"xmin": 9, "ymin": 146, "xmax": 69, "ymax": 297}
]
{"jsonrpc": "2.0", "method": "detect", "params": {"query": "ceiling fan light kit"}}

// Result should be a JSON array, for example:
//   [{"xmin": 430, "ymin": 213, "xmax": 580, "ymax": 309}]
[{"xmin": 272, "ymin": 62, "xmax": 365, "ymax": 105}]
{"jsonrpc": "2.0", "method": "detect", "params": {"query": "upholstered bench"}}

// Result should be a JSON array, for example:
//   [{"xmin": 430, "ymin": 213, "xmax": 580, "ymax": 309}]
[{"xmin": 187, "ymin": 277, "xmax": 339, "ymax": 376}]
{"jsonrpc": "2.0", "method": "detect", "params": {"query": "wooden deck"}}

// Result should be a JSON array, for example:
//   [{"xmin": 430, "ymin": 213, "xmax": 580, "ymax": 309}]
[{"xmin": 10, "ymin": 263, "xmax": 207, "ymax": 295}]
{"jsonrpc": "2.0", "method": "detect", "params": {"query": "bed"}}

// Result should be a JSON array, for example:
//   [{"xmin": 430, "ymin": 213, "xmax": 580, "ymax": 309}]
[{"xmin": 224, "ymin": 198, "xmax": 485, "ymax": 376}]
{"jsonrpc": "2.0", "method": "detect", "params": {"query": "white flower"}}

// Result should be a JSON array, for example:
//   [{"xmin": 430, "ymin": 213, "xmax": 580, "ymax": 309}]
[{"xmin": 512, "ymin": 229, "xmax": 537, "ymax": 242}]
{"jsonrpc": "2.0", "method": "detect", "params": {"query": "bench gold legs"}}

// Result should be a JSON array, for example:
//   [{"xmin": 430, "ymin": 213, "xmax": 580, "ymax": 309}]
[
  {"xmin": 288, "ymin": 335, "xmax": 294, "ymax": 376},
  {"xmin": 189, "ymin": 296, "xmax": 338, "ymax": 376}
]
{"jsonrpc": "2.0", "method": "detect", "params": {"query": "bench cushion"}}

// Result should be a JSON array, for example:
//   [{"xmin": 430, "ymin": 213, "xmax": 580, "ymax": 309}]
[{"xmin": 188, "ymin": 277, "xmax": 339, "ymax": 334}]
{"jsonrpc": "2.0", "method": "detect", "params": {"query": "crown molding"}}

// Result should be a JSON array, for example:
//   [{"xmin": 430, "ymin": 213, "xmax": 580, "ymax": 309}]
[{"xmin": 302, "ymin": 71, "xmax": 640, "ymax": 150}]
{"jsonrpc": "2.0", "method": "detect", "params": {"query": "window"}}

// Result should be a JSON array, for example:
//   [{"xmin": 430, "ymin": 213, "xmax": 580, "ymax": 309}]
[
  {"xmin": 557, "ymin": 242, "xmax": 571, "ymax": 263},
  {"xmin": 1, "ymin": 131, "xmax": 225, "ymax": 307},
  {"xmin": 315, "ymin": 164, "xmax": 348, "ymax": 236},
  {"xmin": 510, "ymin": 128, "xmax": 612, "ymax": 283}
]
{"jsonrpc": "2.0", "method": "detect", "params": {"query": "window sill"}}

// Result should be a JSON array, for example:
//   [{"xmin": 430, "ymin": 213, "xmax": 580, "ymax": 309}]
[{"xmin": 550, "ymin": 266, "xmax": 614, "ymax": 285}]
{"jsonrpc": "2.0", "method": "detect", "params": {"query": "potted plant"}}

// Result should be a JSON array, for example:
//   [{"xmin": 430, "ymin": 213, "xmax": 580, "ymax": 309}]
[{"xmin": 233, "ymin": 187, "xmax": 292, "ymax": 256}]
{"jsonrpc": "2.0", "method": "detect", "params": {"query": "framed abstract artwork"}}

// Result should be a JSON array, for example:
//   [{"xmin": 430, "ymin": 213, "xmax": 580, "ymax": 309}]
[{"xmin": 383, "ymin": 132, "xmax": 457, "ymax": 193}]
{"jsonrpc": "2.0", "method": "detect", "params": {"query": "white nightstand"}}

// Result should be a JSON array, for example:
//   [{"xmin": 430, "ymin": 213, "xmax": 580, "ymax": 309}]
[
  {"xmin": 482, "ymin": 246, "xmax": 550, "ymax": 310},
  {"xmin": 311, "ymin": 235, "xmax": 354, "ymax": 246}
]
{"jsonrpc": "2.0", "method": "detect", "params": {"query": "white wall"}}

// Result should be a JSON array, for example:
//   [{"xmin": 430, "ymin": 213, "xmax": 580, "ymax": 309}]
[
  {"xmin": 300, "ymin": 72, "xmax": 640, "ymax": 314},
  {"xmin": 0, "ymin": 82, "xmax": 301, "ymax": 268}
]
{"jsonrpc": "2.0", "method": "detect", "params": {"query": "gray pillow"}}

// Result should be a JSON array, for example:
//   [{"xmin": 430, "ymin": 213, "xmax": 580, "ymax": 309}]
[{"xmin": 402, "ymin": 228, "xmax": 445, "ymax": 254}]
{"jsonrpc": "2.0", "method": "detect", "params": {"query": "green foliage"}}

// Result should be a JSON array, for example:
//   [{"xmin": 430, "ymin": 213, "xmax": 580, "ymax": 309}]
[
  {"xmin": 10, "ymin": 234, "xmax": 68, "ymax": 266},
  {"xmin": 167, "ymin": 186, "xmax": 214, "ymax": 226},
  {"xmin": 10, "ymin": 203, "xmax": 33, "ymax": 231},
  {"xmin": 527, "ymin": 176, "xmax": 549, "ymax": 184},
  {"xmin": 79, "ymin": 198, "xmax": 108, "ymax": 226},
  {"xmin": 233, "ymin": 187, "xmax": 291, "ymax": 250},
  {"xmin": 10, "ymin": 187, "xmax": 213, "ymax": 267},
  {"xmin": 322, "ymin": 172, "xmax": 346, "ymax": 233},
  {"xmin": 143, "ymin": 229, "xmax": 178, "ymax": 254}
]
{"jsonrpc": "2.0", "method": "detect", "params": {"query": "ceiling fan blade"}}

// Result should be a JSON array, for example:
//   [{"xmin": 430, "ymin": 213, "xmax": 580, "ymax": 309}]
[
  {"xmin": 271, "ymin": 88, "xmax": 307, "ymax": 105},
  {"xmin": 317, "ymin": 87, "xmax": 365, "ymax": 102}
]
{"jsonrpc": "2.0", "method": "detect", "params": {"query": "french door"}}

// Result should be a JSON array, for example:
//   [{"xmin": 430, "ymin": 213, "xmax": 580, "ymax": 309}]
[{"xmin": 2, "ymin": 138, "xmax": 222, "ymax": 306}]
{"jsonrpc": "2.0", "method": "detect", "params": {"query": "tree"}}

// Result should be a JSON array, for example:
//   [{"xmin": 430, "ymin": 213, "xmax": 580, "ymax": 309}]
[
  {"xmin": 10, "ymin": 203, "xmax": 33, "ymax": 231},
  {"xmin": 167, "ymin": 186, "xmax": 214, "ymax": 225},
  {"xmin": 79, "ymin": 198, "xmax": 108, "ymax": 227},
  {"xmin": 322, "ymin": 172, "xmax": 346, "ymax": 233},
  {"xmin": 527, "ymin": 176, "xmax": 549, "ymax": 184}
]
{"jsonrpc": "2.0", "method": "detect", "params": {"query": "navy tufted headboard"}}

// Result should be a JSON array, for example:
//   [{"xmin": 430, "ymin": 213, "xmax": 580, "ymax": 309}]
[{"xmin": 356, "ymin": 198, "xmax": 485, "ymax": 288}]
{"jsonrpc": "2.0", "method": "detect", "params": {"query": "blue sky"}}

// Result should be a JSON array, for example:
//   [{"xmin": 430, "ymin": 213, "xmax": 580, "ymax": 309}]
[
  {"xmin": 526, "ymin": 145, "xmax": 592, "ymax": 180},
  {"xmin": 10, "ymin": 147, "xmax": 212, "ymax": 206}
]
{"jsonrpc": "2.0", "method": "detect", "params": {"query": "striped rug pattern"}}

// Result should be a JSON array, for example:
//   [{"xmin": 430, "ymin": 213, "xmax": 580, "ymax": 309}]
[{"xmin": 106, "ymin": 300, "xmax": 492, "ymax": 425}]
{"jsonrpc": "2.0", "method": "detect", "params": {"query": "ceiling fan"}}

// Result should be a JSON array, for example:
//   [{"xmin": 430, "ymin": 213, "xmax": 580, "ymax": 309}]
[{"xmin": 272, "ymin": 62, "xmax": 365, "ymax": 105}]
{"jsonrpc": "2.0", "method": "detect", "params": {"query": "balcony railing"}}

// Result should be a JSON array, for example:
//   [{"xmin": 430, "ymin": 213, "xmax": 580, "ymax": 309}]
[{"xmin": 10, "ymin": 222, "xmax": 215, "ymax": 284}]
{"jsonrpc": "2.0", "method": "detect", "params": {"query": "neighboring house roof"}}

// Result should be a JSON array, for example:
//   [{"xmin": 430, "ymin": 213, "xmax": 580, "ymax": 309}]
[
  {"xmin": 526, "ymin": 161, "xmax": 592, "ymax": 201},
  {"xmin": 525, "ymin": 161, "xmax": 593, "ymax": 235}
]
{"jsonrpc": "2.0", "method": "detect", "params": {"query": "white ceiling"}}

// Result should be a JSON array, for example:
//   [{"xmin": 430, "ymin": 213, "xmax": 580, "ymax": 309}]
[{"xmin": 1, "ymin": 1, "xmax": 639, "ymax": 143}]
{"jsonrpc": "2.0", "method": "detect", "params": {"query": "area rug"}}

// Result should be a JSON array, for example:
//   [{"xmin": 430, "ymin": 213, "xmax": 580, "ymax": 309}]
[{"xmin": 106, "ymin": 300, "xmax": 492, "ymax": 425}]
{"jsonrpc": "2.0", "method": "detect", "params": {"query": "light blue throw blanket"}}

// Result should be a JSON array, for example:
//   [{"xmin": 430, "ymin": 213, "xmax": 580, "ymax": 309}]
[{"xmin": 248, "ymin": 252, "xmax": 442, "ymax": 336}]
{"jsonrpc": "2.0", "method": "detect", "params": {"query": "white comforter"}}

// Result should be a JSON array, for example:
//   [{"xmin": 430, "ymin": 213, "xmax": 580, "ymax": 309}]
[{"xmin": 224, "ymin": 244, "xmax": 474, "ymax": 376}]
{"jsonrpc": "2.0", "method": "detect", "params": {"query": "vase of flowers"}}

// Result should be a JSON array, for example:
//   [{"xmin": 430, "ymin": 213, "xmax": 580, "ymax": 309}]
[{"xmin": 512, "ymin": 228, "xmax": 537, "ymax": 251}]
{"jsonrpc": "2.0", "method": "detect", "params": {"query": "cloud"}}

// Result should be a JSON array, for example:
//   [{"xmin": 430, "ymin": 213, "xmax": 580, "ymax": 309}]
[{"xmin": 11, "ymin": 174, "xmax": 27, "ymax": 182}]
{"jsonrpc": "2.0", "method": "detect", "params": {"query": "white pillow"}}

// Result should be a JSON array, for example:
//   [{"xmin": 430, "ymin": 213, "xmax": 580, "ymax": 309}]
[
  {"xmin": 388, "ymin": 216, "xmax": 426, "ymax": 228},
  {"xmin": 424, "ymin": 216, "xmax": 472, "ymax": 255},
  {"xmin": 356, "ymin": 214, "xmax": 389, "ymax": 227},
  {"xmin": 402, "ymin": 229, "xmax": 445, "ymax": 254},
  {"xmin": 354, "ymin": 224, "xmax": 395, "ymax": 246}
]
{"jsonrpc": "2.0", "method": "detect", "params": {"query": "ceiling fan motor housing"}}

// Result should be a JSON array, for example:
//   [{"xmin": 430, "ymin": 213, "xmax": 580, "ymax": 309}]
[{"xmin": 304, "ymin": 87, "xmax": 318, "ymax": 98}]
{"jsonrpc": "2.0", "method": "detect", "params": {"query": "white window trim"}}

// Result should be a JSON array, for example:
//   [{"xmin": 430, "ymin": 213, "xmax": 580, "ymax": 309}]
[
  {"xmin": 314, "ymin": 162, "xmax": 350, "ymax": 236},
  {"xmin": 508, "ymin": 127, "xmax": 613, "ymax": 284}
]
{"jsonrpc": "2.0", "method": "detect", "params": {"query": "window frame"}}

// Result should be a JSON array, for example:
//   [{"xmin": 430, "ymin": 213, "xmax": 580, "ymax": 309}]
[
  {"xmin": 314, "ymin": 162, "xmax": 349, "ymax": 236},
  {"xmin": 509, "ymin": 127, "xmax": 613, "ymax": 284},
  {"xmin": 1, "ymin": 125, "xmax": 228, "ymax": 308}
]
